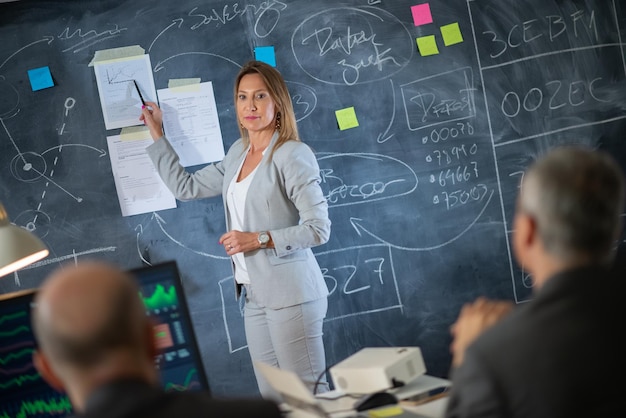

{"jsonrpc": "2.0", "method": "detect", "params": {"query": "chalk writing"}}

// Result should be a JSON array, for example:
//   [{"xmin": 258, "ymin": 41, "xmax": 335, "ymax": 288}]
[
  {"xmin": 317, "ymin": 153, "xmax": 418, "ymax": 208},
  {"xmin": 501, "ymin": 77, "xmax": 609, "ymax": 118},
  {"xmin": 401, "ymin": 68, "xmax": 476, "ymax": 131},
  {"xmin": 292, "ymin": 7, "xmax": 412, "ymax": 85},
  {"xmin": 426, "ymin": 144, "xmax": 479, "ymax": 166},
  {"xmin": 483, "ymin": 9, "xmax": 599, "ymax": 59},
  {"xmin": 186, "ymin": 0, "xmax": 287, "ymax": 37},
  {"xmin": 421, "ymin": 123, "xmax": 475, "ymax": 144}
]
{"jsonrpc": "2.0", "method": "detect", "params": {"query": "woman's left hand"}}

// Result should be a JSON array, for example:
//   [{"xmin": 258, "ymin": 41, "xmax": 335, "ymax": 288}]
[{"xmin": 219, "ymin": 230, "xmax": 263, "ymax": 255}]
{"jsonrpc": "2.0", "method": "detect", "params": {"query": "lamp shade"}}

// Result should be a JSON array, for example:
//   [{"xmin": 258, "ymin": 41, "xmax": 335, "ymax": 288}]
[{"xmin": 0, "ymin": 203, "xmax": 49, "ymax": 277}]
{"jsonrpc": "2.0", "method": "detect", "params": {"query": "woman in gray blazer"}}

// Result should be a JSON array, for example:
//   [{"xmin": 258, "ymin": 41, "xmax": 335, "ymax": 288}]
[{"xmin": 140, "ymin": 61, "xmax": 331, "ymax": 398}]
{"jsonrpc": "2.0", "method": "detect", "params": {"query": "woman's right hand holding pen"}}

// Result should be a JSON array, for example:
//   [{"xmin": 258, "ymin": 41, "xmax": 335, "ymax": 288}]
[{"xmin": 140, "ymin": 101, "xmax": 164, "ymax": 141}]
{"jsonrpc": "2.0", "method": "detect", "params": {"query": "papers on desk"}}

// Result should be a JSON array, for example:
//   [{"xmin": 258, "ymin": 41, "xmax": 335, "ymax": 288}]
[{"xmin": 257, "ymin": 361, "xmax": 445, "ymax": 418}]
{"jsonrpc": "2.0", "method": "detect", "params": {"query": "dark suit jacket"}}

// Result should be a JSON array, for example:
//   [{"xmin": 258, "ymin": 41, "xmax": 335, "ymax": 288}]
[
  {"xmin": 71, "ymin": 379, "xmax": 282, "ymax": 418},
  {"xmin": 445, "ymin": 265, "xmax": 623, "ymax": 418}
]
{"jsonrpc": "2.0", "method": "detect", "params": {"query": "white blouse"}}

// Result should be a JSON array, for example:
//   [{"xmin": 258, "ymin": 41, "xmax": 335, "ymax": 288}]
[{"xmin": 226, "ymin": 149, "xmax": 261, "ymax": 284}]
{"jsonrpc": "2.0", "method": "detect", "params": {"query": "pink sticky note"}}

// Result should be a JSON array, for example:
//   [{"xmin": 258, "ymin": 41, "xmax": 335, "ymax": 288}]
[{"xmin": 411, "ymin": 3, "xmax": 433, "ymax": 26}]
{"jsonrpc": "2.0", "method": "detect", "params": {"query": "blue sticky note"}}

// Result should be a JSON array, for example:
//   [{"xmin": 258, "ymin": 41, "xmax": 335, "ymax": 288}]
[
  {"xmin": 254, "ymin": 46, "xmax": 276, "ymax": 67},
  {"xmin": 28, "ymin": 66, "xmax": 54, "ymax": 91}
]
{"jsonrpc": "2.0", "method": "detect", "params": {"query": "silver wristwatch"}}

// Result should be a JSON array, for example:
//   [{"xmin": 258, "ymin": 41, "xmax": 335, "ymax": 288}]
[{"xmin": 258, "ymin": 231, "xmax": 270, "ymax": 249}]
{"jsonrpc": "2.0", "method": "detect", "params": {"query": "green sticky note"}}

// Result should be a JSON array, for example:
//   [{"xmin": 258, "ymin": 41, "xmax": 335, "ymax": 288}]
[
  {"xmin": 416, "ymin": 35, "xmax": 439, "ymax": 56},
  {"xmin": 335, "ymin": 107, "xmax": 359, "ymax": 130},
  {"xmin": 441, "ymin": 22, "xmax": 463, "ymax": 46}
]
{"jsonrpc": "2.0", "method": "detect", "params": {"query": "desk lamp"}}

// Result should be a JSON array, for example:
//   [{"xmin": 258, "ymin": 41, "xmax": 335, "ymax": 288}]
[{"xmin": 0, "ymin": 202, "xmax": 49, "ymax": 277}]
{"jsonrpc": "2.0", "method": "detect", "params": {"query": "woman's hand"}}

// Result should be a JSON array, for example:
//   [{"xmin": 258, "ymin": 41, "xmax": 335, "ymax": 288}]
[
  {"xmin": 219, "ymin": 230, "xmax": 270, "ymax": 255},
  {"xmin": 139, "ymin": 101, "xmax": 164, "ymax": 141}
]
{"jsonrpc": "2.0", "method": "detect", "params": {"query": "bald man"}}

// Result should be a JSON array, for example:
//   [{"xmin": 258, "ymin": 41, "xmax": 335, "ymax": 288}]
[
  {"xmin": 31, "ymin": 261, "xmax": 281, "ymax": 418},
  {"xmin": 445, "ymin": 147, "xmax": 625, "ymax": 418}
]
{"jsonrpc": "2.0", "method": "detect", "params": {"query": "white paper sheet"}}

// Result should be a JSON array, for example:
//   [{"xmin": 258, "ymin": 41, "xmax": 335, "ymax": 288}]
[
  {"xmin": 157, "ymin": 81, "xmax": 225, "ymax": 167},
  {"xmin": 93, "ymin": 54, "xmax": 157, "ymax": 130},
  {"xmin": 107, "ymin": 131, "xmax": 176, "ymax": 217}
]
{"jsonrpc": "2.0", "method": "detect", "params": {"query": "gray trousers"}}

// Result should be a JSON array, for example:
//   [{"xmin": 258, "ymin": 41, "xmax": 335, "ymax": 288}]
[{"xmin": 243, "ymin": 286, "xmax": 330, "ymax": 400}]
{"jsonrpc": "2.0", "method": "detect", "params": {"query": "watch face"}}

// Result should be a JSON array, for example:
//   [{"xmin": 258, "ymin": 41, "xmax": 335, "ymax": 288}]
[{"xmin": 259, "ymin": 232, "xmax": 269, "ymax": 244}]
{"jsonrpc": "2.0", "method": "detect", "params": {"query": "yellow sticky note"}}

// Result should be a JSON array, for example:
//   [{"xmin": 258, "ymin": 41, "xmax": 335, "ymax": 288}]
[
  {"xmin": 119, "ymin": 126, "xmax": 151, "ymax": 141},
  {"xmin": 368, "ymin": 405, "xmax": 404, "ymax": 417},
  {"xmin": 335, "ymin": 107, "xmax": 359, "ymax": 130},
  {"xmin": 416, "ymin": 35, "xmax": 439, "ymax": 56},
  {"xmin": 441, "ymin": 22, "xmax": 463, "ymax": 46}
]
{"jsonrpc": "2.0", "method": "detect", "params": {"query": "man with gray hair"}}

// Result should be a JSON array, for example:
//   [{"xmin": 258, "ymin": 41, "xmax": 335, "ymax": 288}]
[{"xmin": 445, "ymin": 146, "xmax": 624, "ymax": 418}]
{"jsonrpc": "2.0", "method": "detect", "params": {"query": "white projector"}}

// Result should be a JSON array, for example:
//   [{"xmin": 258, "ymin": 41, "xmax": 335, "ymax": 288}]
[{"xmin": 329, "ymin": 347, "xmax": 426, "ymax": 394}]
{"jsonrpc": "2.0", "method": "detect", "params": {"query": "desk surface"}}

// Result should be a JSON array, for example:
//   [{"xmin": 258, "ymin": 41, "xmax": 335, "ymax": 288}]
[
  {"xmin": 287, "ymin": 374, "xmax": 451, "ymax": 418},
  {"xmin": 407, "ymin": 396, "xmax": 449, "ymax": 418},
  {"xmin": 286, "ymin": 397, "xmax": 448, "ymax": 418}
]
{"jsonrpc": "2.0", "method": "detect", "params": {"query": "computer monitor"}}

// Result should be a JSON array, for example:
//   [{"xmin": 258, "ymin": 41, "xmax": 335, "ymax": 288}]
[
  {"xmin": 0, "ymin": 260, "xmax": 209, "ymax": 418},
  {"xmin": 129, "ymin": 260, "xmax": 210, "ymax": 393},
  {"xmin": 0, "ymin": 288, "xmax": 70, "ymax": 418}
]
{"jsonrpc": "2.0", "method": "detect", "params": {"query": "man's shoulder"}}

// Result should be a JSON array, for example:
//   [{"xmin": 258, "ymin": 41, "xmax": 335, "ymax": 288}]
[
  {"xmin": 158, "ymin": 392, "xmax": 281, "ymax": 416},
  {"xmin": 76, "ymin": 390, "xmax": 281, "ymax": 418}
]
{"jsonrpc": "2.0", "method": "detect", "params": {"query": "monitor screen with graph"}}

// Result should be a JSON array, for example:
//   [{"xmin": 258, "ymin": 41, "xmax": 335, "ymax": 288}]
[
  {"xmin": 129, "ymin": 260, "xmax": 210, "ymax": 394},
  {"xmin": 0, "ymin": 260, "xmax": 209, "ymax": 418}
]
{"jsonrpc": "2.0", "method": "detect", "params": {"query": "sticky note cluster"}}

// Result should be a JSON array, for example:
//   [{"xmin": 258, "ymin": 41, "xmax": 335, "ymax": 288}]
[{"xmin": 411, "ymin": 3, "xmax": 464, "ymax": 57}]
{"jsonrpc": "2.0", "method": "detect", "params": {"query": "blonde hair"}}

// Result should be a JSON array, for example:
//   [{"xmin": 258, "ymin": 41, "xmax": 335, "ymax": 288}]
[{"xmin": 234, "ymin": 61, "xmax": 300, "ymax": 154}]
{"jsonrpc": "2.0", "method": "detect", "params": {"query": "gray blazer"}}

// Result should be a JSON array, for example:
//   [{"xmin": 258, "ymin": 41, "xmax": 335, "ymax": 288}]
[{"xmin": 146, "ymin": 132, "xmax": 330, "ymax": 309}]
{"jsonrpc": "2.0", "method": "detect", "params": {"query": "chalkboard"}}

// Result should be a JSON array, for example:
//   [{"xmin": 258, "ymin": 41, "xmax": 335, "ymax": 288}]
[{"xmin": 1, "ymin": 0, "xmax": 625, "ymax": 397}]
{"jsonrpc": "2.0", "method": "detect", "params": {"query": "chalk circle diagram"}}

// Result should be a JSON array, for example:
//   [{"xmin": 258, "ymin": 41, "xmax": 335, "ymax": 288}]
[
  {"xmin": 13, "ymin": 209, "xmax": 52, "ymax": 238},
  {"xmin": 291, "ymin": 6, "xmax": 414, "ymax": 86},
  {"xmin": 10, "ymin": 152, "xmax": 47, "ymax": 183}
]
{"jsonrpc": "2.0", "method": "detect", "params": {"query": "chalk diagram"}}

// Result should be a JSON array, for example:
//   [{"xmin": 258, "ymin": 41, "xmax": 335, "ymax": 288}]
[
  {"xmin": 131, "ymin": 4, "xmax": 499, "ymax": 354},
  {"xmin": 0, "ymin": 22, "xmax": 135, "ymax": 287},
  {"xmin": 0, "ymin": 71, "xmax": 115, "ymax": 287}
]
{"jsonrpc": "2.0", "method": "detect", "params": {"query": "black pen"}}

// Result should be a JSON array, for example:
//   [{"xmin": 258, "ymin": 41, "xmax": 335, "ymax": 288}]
[{"xmin": 133, "ymin": 79, "xmax": 146, "ymax": 106}]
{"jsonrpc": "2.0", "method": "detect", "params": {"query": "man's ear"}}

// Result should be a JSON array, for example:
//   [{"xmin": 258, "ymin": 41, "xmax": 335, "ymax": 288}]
[
  {"xmin": 513, "ymin": 212, "xmax": 537, "ymax": 268},
  {"xmin": 33, "ymin": 350, "xmax": 65, "ymax": 393}
]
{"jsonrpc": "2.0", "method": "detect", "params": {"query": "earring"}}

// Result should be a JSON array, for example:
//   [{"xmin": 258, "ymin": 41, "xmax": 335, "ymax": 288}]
[
  {"xmin": 240, "ymin": 122, "xmax": 245, "ymax": 130},
  {"xmin": 275, "ymin": 112, "xmax": 281, "ymax": 131}
]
